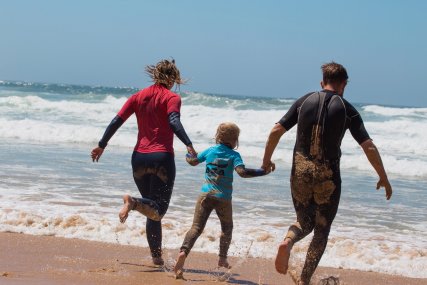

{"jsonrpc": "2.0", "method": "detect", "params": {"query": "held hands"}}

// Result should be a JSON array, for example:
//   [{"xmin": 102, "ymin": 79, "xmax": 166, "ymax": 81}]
[
  {"xmin": 186, "ymin": 152, "xmax": 199, "ymax": 166},
  {"xmin": 261, "ymin": 161, "xmax": 276, "ymax": 174},
  {"xmin": 377, "ymin": 177, "xmax": 392, "ymax": 200},
  {"xmin": 186, "ymin": 144, "xmax": 199, "ymax": 166},
  {"xmin": 186, "ymin": 144, "xmax": 197, "ymax": 157},
  {"xmin": 91, "ymin": 147, "xmax": 104, "ymax": 162}
]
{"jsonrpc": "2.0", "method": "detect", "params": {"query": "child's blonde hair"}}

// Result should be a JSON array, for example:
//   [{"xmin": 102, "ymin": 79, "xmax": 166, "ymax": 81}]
[{"xmin": 215, "ymin": 122, "xmax": 240, "ymax": 149}]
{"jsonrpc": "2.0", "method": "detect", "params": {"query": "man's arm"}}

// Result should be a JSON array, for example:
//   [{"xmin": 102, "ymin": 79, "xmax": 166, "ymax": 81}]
[
  {"xmin": 261, "ymin": 123, "xmax": 286, "ymax": 171},
  {"xmin": 360, "ymin": 139, "xmax": 392, "ymax": 200}
]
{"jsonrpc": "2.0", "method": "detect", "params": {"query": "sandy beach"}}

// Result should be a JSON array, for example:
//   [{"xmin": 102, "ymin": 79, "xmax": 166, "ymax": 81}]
[{"xmin": 0, "ymin": 232, "xmax": 425, "ymax": 285}]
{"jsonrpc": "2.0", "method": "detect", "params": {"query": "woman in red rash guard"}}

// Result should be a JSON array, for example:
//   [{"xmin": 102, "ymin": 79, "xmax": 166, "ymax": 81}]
[{"xmin": 91, "ymin": 59, "xmax": 196, "ymax": 265}]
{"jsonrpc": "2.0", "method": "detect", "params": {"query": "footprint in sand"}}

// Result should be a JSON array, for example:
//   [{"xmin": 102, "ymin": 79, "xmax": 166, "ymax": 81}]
[
  {"xmin": 89, "ymin": 268, "xmax": 117, "ymax": 273},
  {"xmin": 318, "ymin": 276, "xmax": 340, "ymax": 285},
  {"xmin": 217, "ymin": 272, "xmax": 232, "ymax": 282}
]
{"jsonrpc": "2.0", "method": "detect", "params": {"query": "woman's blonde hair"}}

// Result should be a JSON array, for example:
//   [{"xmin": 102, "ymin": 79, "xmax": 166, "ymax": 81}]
[
  {"xmin": 145, "ymin": 59, "xmax": 186, "ymax": 86},
  {"xmin": 215, "ymin": 122, "xmax": 240, "ymax": 149}
]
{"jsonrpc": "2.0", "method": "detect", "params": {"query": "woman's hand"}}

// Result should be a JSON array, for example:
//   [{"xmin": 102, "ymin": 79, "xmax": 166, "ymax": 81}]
[
  {"xmin": 186, "ymin": 144, "xmax": 197, "ymax": 157},
  {"xmin": 91, "ymin": 147, "xmax": 104, "ymax": 162}
]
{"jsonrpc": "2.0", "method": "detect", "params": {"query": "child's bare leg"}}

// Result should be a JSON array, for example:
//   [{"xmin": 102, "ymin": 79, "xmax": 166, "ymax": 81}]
[
  {"xmin": 119, "ymin": 194, "xmax": 134, "ymax": 223},
  {"xmin": 174, "ymin": 251, "xmax": 186, "ymax": 278},
  {"xmin": 275, "ymin": 237, "xmax": 293, "ymax": 274},
  {"xmin": 218, "ymin": 256, "xmax": 231, "ymax": 269}
]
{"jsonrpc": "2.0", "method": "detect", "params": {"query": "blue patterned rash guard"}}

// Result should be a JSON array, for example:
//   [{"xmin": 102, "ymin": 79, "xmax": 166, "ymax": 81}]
[{"xmin": 196, "ymin": 144, "xmax": 244, "ymax": 200}]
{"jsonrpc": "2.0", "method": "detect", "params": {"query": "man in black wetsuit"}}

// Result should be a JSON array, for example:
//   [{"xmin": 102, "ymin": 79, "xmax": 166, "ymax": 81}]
[{"xmin": 261, "ymin": 62, "xmax": 392, "ymax": 285}]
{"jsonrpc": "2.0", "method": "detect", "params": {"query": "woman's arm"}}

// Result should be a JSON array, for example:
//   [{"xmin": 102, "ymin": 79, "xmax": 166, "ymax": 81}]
[
  {"xmin": 98, "ymin": 116, "xmax": 124, "ymax": 148},
  {"xmin": 91, "ymin": 115, "xmax": 124, "ymax": 162},
  {"xmin": 168, "ymin": 112, "xmax": 197, "ymax": 156}
]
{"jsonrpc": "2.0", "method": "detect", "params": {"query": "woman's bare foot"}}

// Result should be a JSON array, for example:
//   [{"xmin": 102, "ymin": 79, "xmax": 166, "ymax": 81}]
[
  {"xmin": 119, "ymin": 194, "xmax": 134, "ymax": 223},
  {"xmin": 174, "ymin": 251, "xmax": 186, "ymax": 278},
  {"xmin": 218, "ymin": 257, "xmax": 231, "ymax": 269},
  {"xmin": 275, "ymin": 238, "xmax": 293, "ymax": 274}
]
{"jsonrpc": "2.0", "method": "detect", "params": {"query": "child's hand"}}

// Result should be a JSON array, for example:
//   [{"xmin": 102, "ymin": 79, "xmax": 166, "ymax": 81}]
[{"xmin": 186, "ymin": 153, "xmax": 199, "ymax": 166}]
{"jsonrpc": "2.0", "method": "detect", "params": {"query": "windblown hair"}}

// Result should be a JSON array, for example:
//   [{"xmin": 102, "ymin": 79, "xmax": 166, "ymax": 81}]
[
  {"xmin": 145, "ymin": 59, "xmax": 186, "ymax": 86},
  {"xmin": 321, "ymin": 62, "xmax": 348, "ymax": 85},
  {"xmin": 215, "ymin": 122, "xmax": 240, "ymax": 149}
]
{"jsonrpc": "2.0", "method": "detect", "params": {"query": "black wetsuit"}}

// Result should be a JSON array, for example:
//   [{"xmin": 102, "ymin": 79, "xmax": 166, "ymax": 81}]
[
  {"xmin": 131, "ymin": 151, "xmax": 176, "ymax": 257},
  {"xmin": 278, "ymin": 90, "xmax": 370, "ymax": 282},
  {"xmin": 99, "ymin": 112, "xmax": 191, "ymax": 258}
]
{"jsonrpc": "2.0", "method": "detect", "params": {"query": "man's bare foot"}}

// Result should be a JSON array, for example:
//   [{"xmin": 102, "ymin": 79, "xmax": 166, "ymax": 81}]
[
  {"xmin": 119, "ymin": 194, "xmax": 134, "ymax": 223},
  {"xmin": 152, "ymin": 256, "xmax": 164, "ymax": 266},
  {"xmin": 218, "ymin": 257, "xmax": 231, "ymax": 269},
  {"xmin": 174, "ymin": 251, "xmax": 186, "ymax": 278},
  {"xmin": 275, "ymin": 238, "xmax": 293, "ymax": 274}
]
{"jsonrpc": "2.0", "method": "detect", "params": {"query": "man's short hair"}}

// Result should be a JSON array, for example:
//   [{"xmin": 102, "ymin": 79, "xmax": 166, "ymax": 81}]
[{"xmin": 321, "ymin": 62, "xmax": 348, "ymax": 85}]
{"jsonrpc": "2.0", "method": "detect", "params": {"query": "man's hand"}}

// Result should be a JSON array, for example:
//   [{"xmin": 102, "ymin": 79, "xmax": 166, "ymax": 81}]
[
  {"xmin": 262, "ymin": 124, "xmax": 285, "ymax": 173},
  {"xmin": 377, "ymin": 177, "xmax": 392, "ymax": 200},
  {"xmin": 91, "ymin": 147, "xmax": 104, "ymax": 162},
  {"xmin": 261, "ymin": 161, "xmax": 276, "ymax": 174},
  {"xmin": 361, "ymin": 139, "xmax": 392, "ymax": 201}
]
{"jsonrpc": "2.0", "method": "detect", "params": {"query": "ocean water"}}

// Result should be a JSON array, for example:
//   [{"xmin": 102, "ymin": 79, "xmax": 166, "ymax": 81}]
[{"xmin": 0, "ymin": 81, "xmax": 426, "ymax": 279}]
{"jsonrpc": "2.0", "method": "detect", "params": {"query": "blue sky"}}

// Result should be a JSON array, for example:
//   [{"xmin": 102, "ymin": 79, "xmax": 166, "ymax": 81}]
[{"xmin": 1, "ymin": 1, "xmax": 426, "ymax": 106}]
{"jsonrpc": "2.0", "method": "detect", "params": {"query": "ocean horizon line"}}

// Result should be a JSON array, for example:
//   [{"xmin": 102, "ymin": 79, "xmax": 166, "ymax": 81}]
[{"xmin": 0, "ymin": 79, "xmax": 421, "ymax": 109}]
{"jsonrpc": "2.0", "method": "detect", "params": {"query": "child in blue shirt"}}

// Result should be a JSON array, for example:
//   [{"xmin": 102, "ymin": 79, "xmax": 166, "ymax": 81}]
[{"xmin": 174, "ymin": 122, "xmax": 274, "ymax": 278}]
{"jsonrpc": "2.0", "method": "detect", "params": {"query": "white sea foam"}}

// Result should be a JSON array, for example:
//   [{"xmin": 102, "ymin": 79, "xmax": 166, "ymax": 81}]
[
  {"xmin": 363, "ymin": 104, "xmax": 427, "ymax": 118},
  {"xmin": 1, "ymin": 205, "xmax": 426, "ymax": 278},
  {"xmin": 1, "ymin": 94, "xmax": 426, "ymax": 178}
]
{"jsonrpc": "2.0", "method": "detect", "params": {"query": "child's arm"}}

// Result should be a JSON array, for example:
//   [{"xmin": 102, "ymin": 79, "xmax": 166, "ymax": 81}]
[
  {"xmin": 186, "ymin": 153, "xmax": 200, "ymax": 166},
  {"xmin": 235, "ymin": 165, "xmax": 271, "ymax": 178}
]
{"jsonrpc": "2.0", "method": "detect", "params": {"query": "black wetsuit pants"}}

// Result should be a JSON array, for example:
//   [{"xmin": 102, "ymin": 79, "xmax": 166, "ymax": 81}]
[
  {"xmin": 286, "ymin": 161, "xmax": 341, "ymax": 283},
  {"xmin": 131, "ymin": 151, "xmax": 176, "ymax": 258}
]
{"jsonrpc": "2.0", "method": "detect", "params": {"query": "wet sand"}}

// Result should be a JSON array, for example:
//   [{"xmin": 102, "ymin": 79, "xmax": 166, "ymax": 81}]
[{"xmin": 1, "ymin": 232, "xmax": 426, "ymax": 285}]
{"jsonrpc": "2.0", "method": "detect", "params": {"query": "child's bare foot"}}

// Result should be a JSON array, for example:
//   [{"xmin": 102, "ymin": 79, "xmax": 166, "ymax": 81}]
[
  {"xmin": 218, "ymin": 257, "xmax": 231, "ymax": 269},
  {"xmin": 152, "ymin": 256, "xmax": 164, "ymax": 266},
  {"xmin": 119, "ymin": 194, "xmax": 134, "ymax": 223},
  {"xmin": 174, "ymin": 251, "xmax": 186, "ymax": 278},
  {"xmin": 275, "ymin": 238, "xmax": 293, "ymax": 274}
]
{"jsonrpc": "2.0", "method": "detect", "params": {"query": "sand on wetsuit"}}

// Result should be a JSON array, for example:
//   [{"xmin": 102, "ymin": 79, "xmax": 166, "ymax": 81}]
[{"xmin": 278, "ymin": 90, "xmax": 370, "ymax": 283}]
